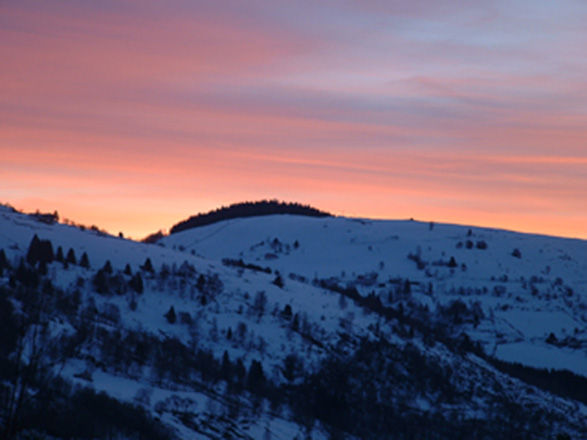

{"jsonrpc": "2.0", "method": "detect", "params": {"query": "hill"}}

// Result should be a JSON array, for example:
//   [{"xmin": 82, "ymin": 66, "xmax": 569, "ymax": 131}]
[
  {"xmin": 0, "ymin": 204, "xmax": 585, "ymax": 439},
  {"xmin": 168, "ymin": 200, "xmax": 331, "ymax": 234}
]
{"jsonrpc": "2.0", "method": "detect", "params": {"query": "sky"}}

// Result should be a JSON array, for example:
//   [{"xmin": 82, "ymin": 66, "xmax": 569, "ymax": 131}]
[{"xmin": 1, "ymin": 0, "xmax": 586, "ymax": 239}]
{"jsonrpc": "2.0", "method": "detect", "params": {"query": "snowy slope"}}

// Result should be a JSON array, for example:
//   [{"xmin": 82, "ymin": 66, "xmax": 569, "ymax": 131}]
[
  {"xmin": 162, "ymin": 215, "xmax": 587, "ymax": 376},
  {"xmin": 1, "ymin": 205, "xmax": 586, "ymax": 439},
  {"xmin": 0, "ymin": 205, "xmax": 212, "ymax": 271}
]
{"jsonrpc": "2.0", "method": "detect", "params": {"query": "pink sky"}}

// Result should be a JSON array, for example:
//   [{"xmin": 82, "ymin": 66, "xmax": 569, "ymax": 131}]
[{"xmin": 1, "ymin": 0, "xmax": 586, "ymax": 239}]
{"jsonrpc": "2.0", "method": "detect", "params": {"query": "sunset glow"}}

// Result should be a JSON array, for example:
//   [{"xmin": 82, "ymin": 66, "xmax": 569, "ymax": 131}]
[{"xmin": 1, "ymin": 0, "xmax": 586, "ymax": 239}]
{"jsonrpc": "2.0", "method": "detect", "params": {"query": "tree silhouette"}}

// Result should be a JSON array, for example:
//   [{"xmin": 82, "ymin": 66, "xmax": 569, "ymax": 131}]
[
  {"xmin": 129, "ymin": 273, "xmax": 143, "ymax": 294},
  {"xmin": 141, "ymin": 258, "xmax": 154, "ymax": 273},
  {"xmin": 79, "ymin": 252, "xmax": 90, "ymax": 269},
  {"xmin": 164, "ymin": 306, "xmax": 176, "ymax": 324},
  {"xmin": 66, "ymin": 248, "xmax": 77, "ymax": 265},
  {"xmin": 102, "ymin": 260, "xmax": 113, "ymax": 274},
  {"xmin": 55, "ymin": 246, "xmax": 64, "ymax": 263},
  {"xmin": 0, "ymin": 249, "xmax": 10, "ymax": 276},
  {"xmin": 170, "ymin": 200, "xmax": 331, "ymax": 234}
]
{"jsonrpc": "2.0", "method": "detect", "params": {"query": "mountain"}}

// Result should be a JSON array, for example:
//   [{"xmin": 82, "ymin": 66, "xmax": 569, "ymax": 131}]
[{"xmin": 0, "ymin": 203, "xmax": 585, "ymax": 439}]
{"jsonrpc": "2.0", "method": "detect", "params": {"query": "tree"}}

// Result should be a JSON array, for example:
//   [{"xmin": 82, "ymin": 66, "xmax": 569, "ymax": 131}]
[
  {"xmin": 247, "ymin": 360, "xmax": 266, "ymax": 393},
  {"xmin": 476, "ymin": 240, "xmax": 488, "ymax": 250},
  {"xmin": 291, "ymin": 313, "xmax": 300, "ymax": 331},
  {"xmin": 26, "ymin": 235, "xmax": 53, "ymax": 266},
  {"xmin": 13, "ymin": 259, "xmax": 39, "ymax": 288},
  {"xmin": 220, "ymin": 351, "xmax": 232, "ymax": 382},
  {"xmin": 546, "ymin": 332, "xmax": 557, "ymax": 345},
  {"xmin": 66, "ymin": 248, "xmax": 77, "ymax": 265},
  {"xmin": 0, "ymin": 291, "xmax": 19, "ymax": 358},
  {"xmin": 282, "ymin": 304, "xmax": 293, "ymax": 320},
  {"xmin": 93, "ymin": 269, "xmax": 109, "ymax": 294},
  {"xmin": 403, "ymin": 280, "xmax": 411, "ymax": 295},
  {"xmin": 234, "ymin": 359, "xmax": 246, "ymax": 392},
  {"xmin": 39, "ymin": 240, "xmax": 54, "ymax": 264},
  {"xmin": 196, "ymin": 274, "xmax": 206, "ymax": 292},
  {"xmin": 102, "ymin": 260, "xmax": 113, "ymax": 274},
  {"xmin": 1, "ymin": 281, "xmax": 53, "ymax": 439},
  {"xmin": 79, "ymin": 252, "xmax": 90, "ymax": 268},
  {"xmin": 164, "ymin": 306, "xmax": 176, "ymax": 324},
  {"xmin": 26, "ymin": 235, "xmax": 41, "ymax": 265},
  {"xmin": 129, "ymin": 273, "xmax": 143, "ymax": 294},
  {"xmin": 0, "ymin": 249, "xmax": 10, "ymax": 276},
  {"xmin": 282, "ymin": 354, "xmax": 303, "ymax": 382},
  {"xmin": 251, "ymin": 290, "xmax": 268, "ymax": 318},
  {"xmin": 55, "ymin": 246, "xmax": 64, "ymax": 263},
  {"xmin": 124, "ymin": 263, "xmax": 132, "ymax": 276},
  {"xmin": 236, "ymin": 322, "xmax": 247, "ymax": 343},
  {"xmin": 142, "ymin": 258, "xmax": 154, "ymax": 273},
  {"xmin": 273, "ymin": 274, "xmax": 284, "ymax": 289}
]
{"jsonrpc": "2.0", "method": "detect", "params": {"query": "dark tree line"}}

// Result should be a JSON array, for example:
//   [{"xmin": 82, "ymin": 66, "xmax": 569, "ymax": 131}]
[
  {"xmin": 222, "ymin": 258, "xmax": 272, "ymax": 274},
  {"xmin": 25, "ymin": 235, "xmax": 89, "ymax": 270},
  {"xmin": 170, "ymin": 200, "xmax": 331, "ymax": 234}
]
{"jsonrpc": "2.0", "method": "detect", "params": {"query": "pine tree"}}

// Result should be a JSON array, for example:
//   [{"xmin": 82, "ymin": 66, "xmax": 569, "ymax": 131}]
[
  {"xmin": 26, "ymin": 235, "xmax": 41, "ymax": 265},
  {"xmin": 80, "ymin": 252, "xmax": 90, "ymax": 268},
  {"xmin": 26, "ymin": 235, "xmax": 53, "ymax": 266},
  {"xmin": 403, "ymin": 280, "xmax": 411, "ymax": 295},
  {"xmin": 55, "ymin": 246, "xmax": 64, "ymax": 262},
  {"xmin": 282, "ymin": 304, "xmax": 293, "ymax": 319},
  {"xmin": 247, "ymin": 360, "xmax": 266, "ymax": 393},
  {"xmin": 164, "ymin": 306, "xmax": 176, "ymax": 324},
  {"xmin": 234, "ymin": 359, "xmax": 246, "ymax": 392},
  {"xmin": 129, "ymin": 273, "xmax": 143, "ymax": 294},
  {"xmin": 93, "ymin": 269, "xmax": 109, "ymax": 294},
  {"xmin": 39, "ymin": 239, "xmax": 54, "ymax": 264},
  {"xmin": 142, "ymin": 258, "xmax": 154, "ymax": 273},
  {"xmin": 221, "ymin": 350, "xmax": 232, "ymax": 382},
  {"xmin": 0, "ymin": 249, "xmax": 10, "ymax": 276},
  {"xmin": 66, "ymin": 248, "xmax": 77, "ymax": 265},
  {"xmin": 102, "ymin": 260, "xmax": 113, "ymax": 274}
]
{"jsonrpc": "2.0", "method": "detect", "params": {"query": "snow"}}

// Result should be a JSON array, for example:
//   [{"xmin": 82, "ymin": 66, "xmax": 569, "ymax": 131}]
[
  {"xmin": 496, "ymin": 309, "xmax": 582, "ymax": 339},
  {"xmin": 161, "ymin": 213, "xmax": 587, "ymax": 375},
  {"xmin": 495, "ymin": 342, "xmax": 587, "ymax": 376},
  {"xmin": 2, "ymin": 205, "xmax": 586, "ymax": 438}
]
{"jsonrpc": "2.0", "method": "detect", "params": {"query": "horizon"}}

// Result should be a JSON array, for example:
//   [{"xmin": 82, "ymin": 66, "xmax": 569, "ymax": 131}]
[
  {"xmin": 4, "ymin": 199, "xmax": 587, "ymax": 242},
  {"xmin": 2, "ymin": 1, "xmax": 586, "ymax": 240}
]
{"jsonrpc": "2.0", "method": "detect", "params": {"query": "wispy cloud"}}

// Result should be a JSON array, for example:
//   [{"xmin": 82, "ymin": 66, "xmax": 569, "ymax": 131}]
[{"xmin": 1, "ymin": 0, "xmax": 586, "ymax": 238}]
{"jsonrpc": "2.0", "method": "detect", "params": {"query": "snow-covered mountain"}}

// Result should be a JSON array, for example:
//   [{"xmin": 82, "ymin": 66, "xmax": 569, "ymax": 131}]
[
  {"xmin": 162, "ymin": 214, "xmax": 587, "ymax": 376},
  {"xmin": 1, "ymin": 204, "xmax": 585, "ymax": 439}
]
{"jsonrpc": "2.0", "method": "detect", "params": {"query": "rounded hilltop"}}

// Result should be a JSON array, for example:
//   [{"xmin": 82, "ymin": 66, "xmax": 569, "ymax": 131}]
[{"xmin": 169, "ymin": 200, "xmax": 332, "ymax": 235}]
